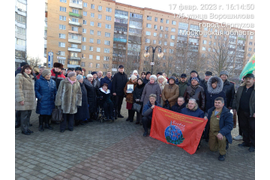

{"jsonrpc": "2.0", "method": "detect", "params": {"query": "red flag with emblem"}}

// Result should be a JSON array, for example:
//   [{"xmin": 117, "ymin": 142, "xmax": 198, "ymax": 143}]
[{"xmin": 150, "ymin": 106, "xmax": 207, "ymax": 155}]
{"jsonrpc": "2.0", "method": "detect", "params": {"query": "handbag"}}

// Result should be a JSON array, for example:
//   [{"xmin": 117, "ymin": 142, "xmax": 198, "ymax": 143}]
[
  {"xmin": 51, "ymin": 106, "xmax": 64, "ymax": 123},
  {"xmin": 132, "ymin": 103, "xmax": 142, "ymax": 113}
]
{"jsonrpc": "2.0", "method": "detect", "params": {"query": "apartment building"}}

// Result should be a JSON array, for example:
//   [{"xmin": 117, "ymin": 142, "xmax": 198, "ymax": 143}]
[
  {"xmin": 15, "ymin": 0, "xmax": 27, "ymax": 69},
  {"xmin": 46, "ymin": 0, "xmax": 255, "ymax": 77}
]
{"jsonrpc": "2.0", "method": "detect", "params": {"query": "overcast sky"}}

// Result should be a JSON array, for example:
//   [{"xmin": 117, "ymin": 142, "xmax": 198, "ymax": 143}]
[{"xmin": 27, "ymin": 0, "xmax": 255, "ymax": 63}]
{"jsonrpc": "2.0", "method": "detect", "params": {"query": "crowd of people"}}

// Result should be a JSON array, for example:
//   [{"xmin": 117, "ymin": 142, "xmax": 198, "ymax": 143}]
[{"xmin": 15, "ymin": 62, "xmax": 255, "ymax": 161}]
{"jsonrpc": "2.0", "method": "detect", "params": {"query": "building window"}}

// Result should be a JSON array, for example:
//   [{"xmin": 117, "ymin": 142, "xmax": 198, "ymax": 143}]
[
  {"xmin": 203, "ymin": 34, "xmax": 207, "ymax": 38},
  {"xmin": 160, "ymin": 26, "xmax": 163, "ymax": 30},
  {"xmin": 104, "ymin": 48, "xmax": 110, "ymax": 53},
  {"xmin": 98, "ymin": 14, "xmax": 102, "ymax": 19},
  {"xmin": 90, "ymin": 22, "xmax": 94, "ymax": 26},
  {"xmin": 60, "ymin": 0, "xmax": 67, "ymax": 2},
  {"xmin": 71, "ymin": 27, "xmax": 78, "ymax": 32},
  {"xmin": 98, "ymin": 23, "xmax": 101, "ymax": 27},
  {"xmin": 159, "ymin": 41, "xmax": 161, "ymax": 45},
  {"xmin": 105, "ymin": 24, "xmax": 111, "ymax": 29},
  {"xmin": 159, "ymin": 34, "xmax": 162, "ymax": 38},
  {"xmin": 89, "ymin": 55, "xmax": 93, "ymax": 59},
  {"xmin": 166, "ymin": 19, "xmax": 169, "ymax": 24},
  {"xmin": 165, "ymin": 27, "xmax": 169, "ymax": 31},
  {"xmin": 60, "ymin": 7, "xmax": 66, "ymax": 12},
  {"xmin": 96, "ymin": 63, "xmax": 100, "ymax": 68},
  {"xmin": 83, "ymin": 2, "xmax": 87, "ymax": 7},
  {"xmin": 98, "ymin": 6, "xmax": 102, "ymax": 11},
  {"xmin": 172, "ymin": 20, "xmax": 176, "ymax": 25},
  {"xmin": 90, "ymin": 30, "xmax": 94, "ymax": 35},
  {"xmin": 106, "ymin": 7, "xmax": 112, "ymax": 12},
  {"xmin": 59, "ymin": 33, "xmax": 66, "ymax": 39},
  {"xmin": 163, "ymin": 49, "xmax": 166, "ymax": 53},
  {"xmin": 146, "ymin": 31, "xmax": 151, "ymax": 36},
  {"xmin": 147, "ymin": 16, "xmax": 152, "ymax": 21},
  {"xmin": 104, "ymin": 56, "xmax": 110, "ymax": 61},
  {"xmin": 82, "ymin": 45, "xmax": 86, "ymax": 50},
  {"xmin": 248, "ymin": 48, "xmax": 252, "ymax": 51},
  {"xmin": 155, "ymin": 17, "xmax": 158, "ymax": 22},
  {"xmin": 204, "ymin": 27, "xmax": 208, "ymax": 31},
  {"xmin": 164, "ymin": 42, "xmax": 167, "ymax": 46},
  {"xmin": 59, "ymin": 15, "xmax": 66, "ymax": 21},
  {"xmin": 59, "ymin": 42, "xmax": 65, "ymax": 47},
  {"xmin": 145, "ymin": 39, "xmax": 150, "ymax": 43},
  {"xmin": 169, "ymin": 49, "xmax": 174, "ymax": 53},
  {"xmin": 82, "ymin": 37, "xmax": 86, "ymax": 42},
  {"xmin": 249, "ymin": 42, "xmax": 252, "ymax": 45},
  {"xmin": 97, "ymin": 39, "xmax": 101, "ymax": 44},
  {"xmin": 160, "ymin": 18, "xmax": 163, "ymax": 23},
  {"xmin": 97, "ymin": 31, "xmax": 101, "ymax": 36},
  {"xmin": 97, "ymin": 47, "xmax": 101, "ymax": 52},
  {"xmin": 89, "ymin": 46, "xmax": 93, "ymax": 51},
  {"xmin": 208, "ymin": 48, "xmax": 211, "ymax": 52},
  {"xmin": 106, "ymin": 16, "xmax": 111, "ymax": 21},
  {"xmin": 153, "ymin": 33, "xmax": 157, "ymax": 37},
  {"xmin": 105, "ymin": 32, "xmax": 110, "ymax": 37},
  {"xmin": 250, "ymin": 35, "xmax": 254, "ymax": 39},
  {"xmin": 83, "ymin": 11, "xmax": 87, "ymax": 16},
  {"xmin": 171, "ymin": 28, "xmax": 176, "ymax": 32},
  {"xmin": 59, "ymin": 24, "xmax": 66, "ymax": 30},
  {"xmin": 203, "ymin": 40, "xmax": 207, "ymax": 44},
  {"xmin": 146, "ymin": 23, "xmax": 151, "ymax": 28},
  {"xmin": 104, "ymin": 40, "xmax": 110, "ymax": 45},
  {"xmin": 91, "ymin": 4, "xmax": 95, "ymax": 9},
  {"xmin": 83, "ymin": 28, "xmax": 86, "ymax": 33},
  {"xmin": 83, "ymin": 20, "xmax": 87, "ymax": 25},
  {"xmin": 90, "ymin": 38, "xmax": 94, "ymax": 43},
  {"xmin": 96, "ymin": 56, "xmax": 100, "ymax": 60},
  {"xmin": 153, "ymin": 40, "xmax": 156, "ymax": 44},
  {"xmin": 72, "ymin": 9, "xmax": 79, "ymax": 14},
  {"xmin": 171, "ymin": 35, "xmax": 175, "ymax": 40},
  {"xmin": 71, "ymin": 44, "xmax": 78, "ymax": 48},
  {"xmin": 202, "ymin": 47, "xmax": 206, "ymax": 51},
  {"xmin": 165, "ymin": 34, "xmax": 168, "ymax": 38},
  {"xmin": 209, "ymin": 41, "xmax": 212, "ymax": 45},
  {"xmin": 91, "ymin": 13, "xmax": 94, "ymax": 18},
  {"xmin": 16, "ymin": 39, "xmax": 26, "ymax": 46},
  {"xmin": 209, "ymin": 35, "xmax": 212, "ymax": 39},
  {"xmin": 81, "ymin": 62, "xmax": 85, "ymax": 67},
  {"xmin": 170, "ymin": 42, "xmax": 174, "ymax": 46}
]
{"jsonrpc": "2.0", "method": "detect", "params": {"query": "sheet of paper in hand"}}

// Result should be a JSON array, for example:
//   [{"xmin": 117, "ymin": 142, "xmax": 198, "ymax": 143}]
[{"xmin": 127, "ymin": 84, "xmax": 134, "ymax": 93}]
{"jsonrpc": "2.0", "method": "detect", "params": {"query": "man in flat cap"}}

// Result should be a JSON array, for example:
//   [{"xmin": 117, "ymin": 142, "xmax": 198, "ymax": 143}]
[
  {"xmin": 178, "ymin": 73, "xmax": 189, "ymax": 97},
  {"xmin": 232, "ymin": 73, "xmax": 255, "ymax": 152}
]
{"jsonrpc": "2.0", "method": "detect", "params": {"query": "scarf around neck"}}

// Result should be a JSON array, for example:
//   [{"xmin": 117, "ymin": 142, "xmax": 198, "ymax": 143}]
[
  {"xmin": 67, "ymin": 77, "xmax": 76, "ymax": 84},
  {"xmin": 190, "ymin": 84, "xmax": 199, "ymax": 96}
]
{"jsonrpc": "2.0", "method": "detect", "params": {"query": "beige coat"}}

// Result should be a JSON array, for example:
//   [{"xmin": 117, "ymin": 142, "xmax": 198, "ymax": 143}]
[
  {"xmin": 15, "ymin": 73, "xmax": 36, "ymax": 111},
  {"xmin": 162, "ymin": 84, "xmax": 179, "ymax": 107},
  {"xmin": 55, "ymin": 78, "xmax": 82, "ymax": 114}
]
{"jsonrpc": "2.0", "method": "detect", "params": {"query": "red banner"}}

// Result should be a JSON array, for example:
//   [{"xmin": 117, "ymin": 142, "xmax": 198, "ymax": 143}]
[{"xmin": 150, "ymin": 106, "xmax": 207, "ymax": 155}]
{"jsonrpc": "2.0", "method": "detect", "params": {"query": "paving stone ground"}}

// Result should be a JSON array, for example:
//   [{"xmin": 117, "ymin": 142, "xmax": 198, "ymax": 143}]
[{"xmin": 15, "ymin": 100, "xmax": 255, "ymax": 180}]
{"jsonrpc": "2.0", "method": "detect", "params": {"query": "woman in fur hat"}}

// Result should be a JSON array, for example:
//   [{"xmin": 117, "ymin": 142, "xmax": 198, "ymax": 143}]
[
  {"xmin": 55, "ymin": 72, "xmax": 82, "ymax": 132},
  {"xmin": 204, "ymin": 76, "xmax": 227, "ymax": 141}
]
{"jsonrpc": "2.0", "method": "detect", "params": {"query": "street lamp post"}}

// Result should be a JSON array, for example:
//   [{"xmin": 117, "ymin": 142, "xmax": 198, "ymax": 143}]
[{"xmin": 144, "ymin": 45, "xmax": 164, "ymax": 74}]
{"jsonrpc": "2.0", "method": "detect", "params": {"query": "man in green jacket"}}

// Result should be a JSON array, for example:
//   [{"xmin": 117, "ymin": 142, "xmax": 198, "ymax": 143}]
[
  {"xmin": 232, "ymin": 73, "xmax": 255, "ymax": 152},
  {"xmin": 178, "ymin": 74, "xmax": 189, "ymax": 97}
]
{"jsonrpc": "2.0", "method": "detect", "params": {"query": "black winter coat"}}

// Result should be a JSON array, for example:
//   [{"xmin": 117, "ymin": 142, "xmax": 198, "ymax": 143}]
[
  {"xmin": 222, "ymin": 80, "xmax": 235, "ymax": 108},
  {"xmin": 143, "ymin": 78, "xmax": 149, "ymax": 85},
  {"xmin": 200, "ymin": 79, "xmax": 208, "ymax": 94},
  {"xmin": 112, "ymin": 72, "xmax": 128, "ymax": 96},
  {"xmin": 100, "ymin": 76, "xmax": 113, "ymax": 90},
  {"xmin": 83, "ymin": 78, "xmax": 97, "ymax": 113},
  {"xmin": 171, "ymin": 102, "xmax": 186, "ymax": 113},
  {"xmin": 97, "ymin": 88, "xmax": 113, "ymax": 105},
  {"xmin": 133, "ymin": 83, "xmax": 145, "ymax": 104},
  {"xmin": 75, "ymin": 82, "xmax": 90, "ymax": 120}
]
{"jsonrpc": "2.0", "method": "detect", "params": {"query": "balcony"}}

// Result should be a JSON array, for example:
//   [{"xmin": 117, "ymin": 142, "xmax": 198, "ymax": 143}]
[
  {"xmin": 69, "ymin": 1, "xmax": 82, "ymax": 9},
  {"xmin": 68, "ymin": 38, "xmax": 81, "ymax": 44},
  {"xmin": 69, "ymin": 12, "xmax": 82, "ymax": 18},
  {"xmin": 15, "ymin": 44, "xmax": 26, "ymax": 51},
  {"xmin": 15, "ymin": 32, "xmax": 26, "ymax": 40},
  {"xmin": 69, "ymin": 56, "xmax": 81, "ymax": 60},
  {"xmin": 69, "ymin": 21, "xmax": 81, "ymax": 26},
  {"xmin": 113, "ymin": 38, "xmax": 127, "ymax": 43},
  {"xmin": 68, "ymin": 47, "xmax": 81, "ymax": 52},
  {"xmin": 67, "ymin": 64, "xmax": 81, "ymax": 68}
]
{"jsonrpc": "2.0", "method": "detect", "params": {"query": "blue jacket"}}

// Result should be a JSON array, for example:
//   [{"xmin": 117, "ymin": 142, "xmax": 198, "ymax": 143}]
[
  {"xmin": 180, "ymin": 105, "xmax": 204, "ymax": 118},
  {"xmin": 100, "ymin": 76, "xmax": 113, "ymax": 91},
  {"xmin": 207, "ymin": 106, "xmax": 233, "ymax": 143},
  {"xmin": 171, "ymin": 102, "xmax": 186, "ymax": 113},
  {"xmin": 35, "ymin": 75, "xmax": 57, "ymax": 115},
  {"xmin": 142, "ymin": 101, "xmax": 161, "ymax": 119}
]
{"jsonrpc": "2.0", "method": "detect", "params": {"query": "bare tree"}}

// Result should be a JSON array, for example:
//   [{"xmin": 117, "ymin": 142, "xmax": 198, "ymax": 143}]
[
  {"xmin": 27, "ymin": 56, "xmax": 42, "ymax": 67},
  {"xmin": 206, "ymin": 28, "xmax": 236, "ymax": 75}
]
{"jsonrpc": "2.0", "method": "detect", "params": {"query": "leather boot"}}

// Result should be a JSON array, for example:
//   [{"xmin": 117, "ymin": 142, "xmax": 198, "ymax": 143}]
[
  {"xmin": 44, "ymin": 116, "xmax": 53, "ymax": 130},
  {"xmin": 39, "ymin": 116, "xmax": 44, "ymax": 132}
]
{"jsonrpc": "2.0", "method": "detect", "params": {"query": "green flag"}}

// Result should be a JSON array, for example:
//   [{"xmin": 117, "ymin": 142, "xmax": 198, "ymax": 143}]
[{"xmin": 239, "ymin": 53, "xmax": 255, "ymax": 80}]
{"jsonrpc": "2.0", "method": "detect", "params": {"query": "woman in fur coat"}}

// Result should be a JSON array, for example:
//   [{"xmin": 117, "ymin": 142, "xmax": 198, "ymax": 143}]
[
  {"xmin": 157, "ymin": 75, "xmax": 167, "ymax": 106},
  {"xmin": 15, "ymin": 65, "xmax": 36, "ymax": 135},
  {"xmin": 55, "ymin": 72, "xmax": 82, "ymax": 132}
]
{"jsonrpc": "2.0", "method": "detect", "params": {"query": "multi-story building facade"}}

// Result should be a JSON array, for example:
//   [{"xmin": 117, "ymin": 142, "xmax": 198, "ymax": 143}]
[
  {"xmin": 15, "ymin": 0, "xmax": 27, "ymax": 69},
  {"xmin": 46, "ymin": 0, "xmax": 255, "ymax": 78}
]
